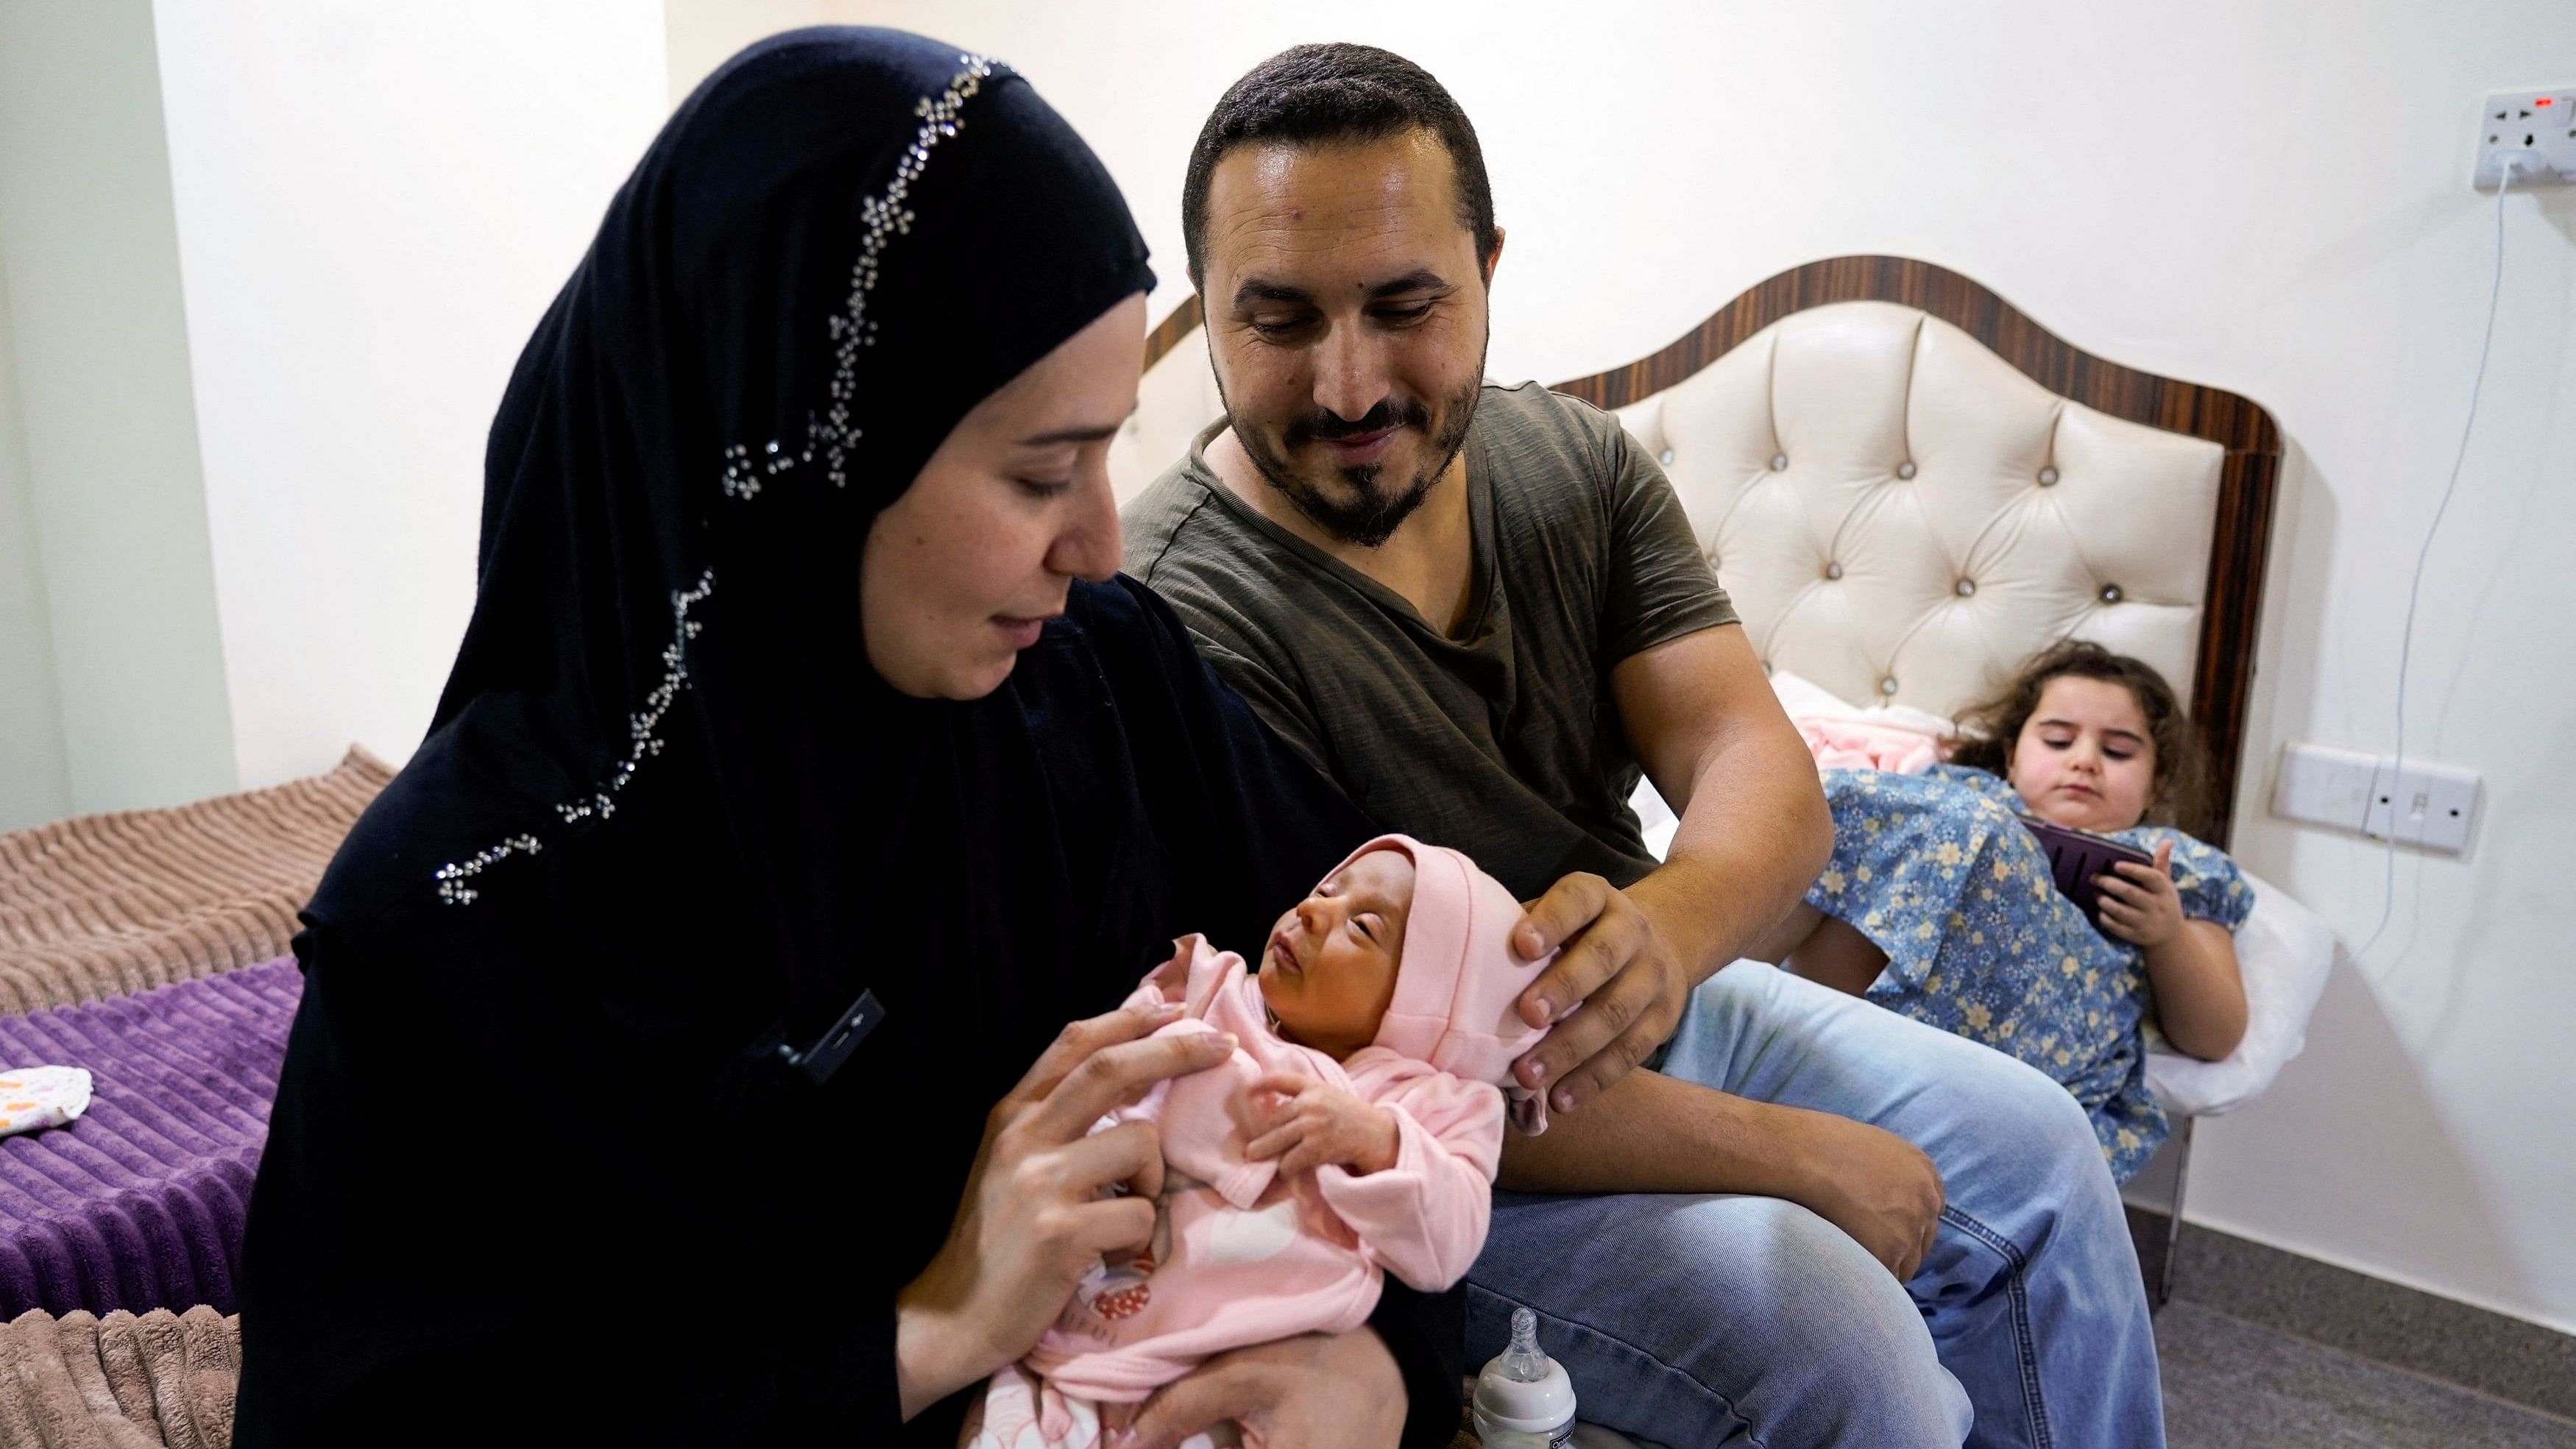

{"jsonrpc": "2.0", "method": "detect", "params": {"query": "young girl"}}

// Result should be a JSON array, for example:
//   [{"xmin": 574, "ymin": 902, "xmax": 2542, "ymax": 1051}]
[
  {"xmin": 1758, "ymin": 641, "xmax": 2253, "ymax": 1181},
  {"xmin": 964, "ymin": 834, "xmax": 1551, "ymax": 1449}
]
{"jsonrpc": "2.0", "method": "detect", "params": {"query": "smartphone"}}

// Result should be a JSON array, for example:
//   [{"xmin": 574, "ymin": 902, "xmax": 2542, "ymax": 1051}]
[{"xmin": 2017, "ymin": 815, "xmax": 2157, "ymax": 930}]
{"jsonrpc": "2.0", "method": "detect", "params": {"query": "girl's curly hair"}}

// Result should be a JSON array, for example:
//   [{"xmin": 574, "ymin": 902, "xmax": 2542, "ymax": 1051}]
[{"xmin": 1947, "ymin": 639, "xmax": 2214, "ymax": 837}]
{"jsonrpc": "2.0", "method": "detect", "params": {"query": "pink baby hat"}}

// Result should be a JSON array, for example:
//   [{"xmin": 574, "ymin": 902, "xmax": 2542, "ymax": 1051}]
[{"xmin": 1331, "ymin": 834, "xmax": 1556, "ymax": 1135}]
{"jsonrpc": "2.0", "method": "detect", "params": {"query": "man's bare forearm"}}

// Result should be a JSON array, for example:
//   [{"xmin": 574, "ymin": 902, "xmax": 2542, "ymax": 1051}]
[
  {"xmin": 1632, "ymin": 711, "xmax": 1832, "ymax": 991},
  {"xmin": 1497, "ymin": 1066, "xmax": 1814, "ymax": 1197},
  {"xmin": 1608, "ymin": 625, "xmax": 1833, "ymax": 989}
]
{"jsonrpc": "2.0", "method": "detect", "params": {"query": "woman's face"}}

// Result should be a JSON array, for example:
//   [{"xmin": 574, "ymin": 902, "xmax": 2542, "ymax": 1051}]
[
  {"xmin": 2008, "ymin": 675, "xmax": 2158, "ymax": 832},
  {"xmin": 1259, "ymin": 848, "xmax": 1415, "ymax": 1059},
  {"xmin": 861, "ymin": 294, "xmax": 1147, "ymax": 699}
]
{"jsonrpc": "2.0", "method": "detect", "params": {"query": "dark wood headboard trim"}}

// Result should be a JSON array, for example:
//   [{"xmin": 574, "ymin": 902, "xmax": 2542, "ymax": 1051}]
[
  {"xmin": 1142, "ymin": 293, "xmax": 1205, "ymax": 374},
  {"xmin": 1140, "ymin": 256, "xmax": 2281, "ymax": 843}
]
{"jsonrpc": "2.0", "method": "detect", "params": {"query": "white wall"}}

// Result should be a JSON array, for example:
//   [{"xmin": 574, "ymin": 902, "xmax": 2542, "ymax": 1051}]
[
  {"xmin": 805, "ymin": 0, "xmax": 2576, "ymax": 1331},
  {"xmin": 0, "ymin": 253, "xmax": 71, "ymax": 831},
  {"xmin": 149, "ymin": 1, "xmax": 670, "ymax": 787},
  {"xmin": 667, "ymin": 0, "xmax": 838, "ymax": 106},
  {"xmin": 0, "ymin": 0, "xmax": 236, "ymax": 818}
]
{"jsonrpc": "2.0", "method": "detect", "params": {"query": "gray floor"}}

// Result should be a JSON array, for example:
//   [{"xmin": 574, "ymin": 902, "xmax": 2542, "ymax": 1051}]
[{"xmin": 2159, "ymin": 1302, "xmax": 2576, "ymax": 1448}]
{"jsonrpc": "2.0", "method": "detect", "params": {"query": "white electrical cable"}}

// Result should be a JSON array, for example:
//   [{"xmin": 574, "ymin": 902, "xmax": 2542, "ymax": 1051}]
[{"xmin": 2352, "ymin": 157, "xmax": 2516, "ymax": 961}]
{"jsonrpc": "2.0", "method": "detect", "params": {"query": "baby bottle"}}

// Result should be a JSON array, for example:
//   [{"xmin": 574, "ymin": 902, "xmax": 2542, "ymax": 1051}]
[{"xmin": 1472, "ymin": 1307, "xmax": 1576, "ymax": 1447}]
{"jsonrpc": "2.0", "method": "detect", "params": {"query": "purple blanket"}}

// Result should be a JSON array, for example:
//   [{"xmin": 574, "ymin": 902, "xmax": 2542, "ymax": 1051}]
[{"xmin": 0, "ymin": 958, "xmax": 298, "ymax": 1317}]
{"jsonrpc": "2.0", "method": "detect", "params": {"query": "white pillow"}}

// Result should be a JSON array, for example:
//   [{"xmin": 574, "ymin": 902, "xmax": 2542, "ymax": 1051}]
[
  {"xmin": 1769, "ymin": 667, "xmax": 1864, "ymax": 720},
  {"xmin": 2143, "ymin": 870, "xmax": 2337, "ymax": 1117},
  {"xmin": 1632, "ymin": 777, "xmax": 1681, "ymax": 862},
  {"xmin": 1768, "ymin": 668, "xmax": 1956, "ymax": 740}
]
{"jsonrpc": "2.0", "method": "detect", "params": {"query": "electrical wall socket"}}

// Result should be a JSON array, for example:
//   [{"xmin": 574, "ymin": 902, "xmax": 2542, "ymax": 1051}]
[
  {"xmin": 2271, "ymin": 742, "xmax": 2480, "ymax": 856},
  {"xmin": 2473, "ymin": 88, "xmax": 2576, "ymax": 189},
  {"xmin": 2362, "ymin": 758, "xmax": 2480, "ymax": 855}
]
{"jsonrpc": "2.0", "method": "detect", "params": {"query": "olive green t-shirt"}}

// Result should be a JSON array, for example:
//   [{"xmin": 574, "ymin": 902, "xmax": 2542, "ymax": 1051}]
[{"xmin": 1122, "ymin": 382, "xmax": 1737, "ymax": 901}]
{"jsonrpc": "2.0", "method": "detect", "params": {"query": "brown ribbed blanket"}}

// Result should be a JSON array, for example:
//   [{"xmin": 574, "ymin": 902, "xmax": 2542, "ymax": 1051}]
[
  {"xmin": 0, "ymin": 749, "xmax": 391, "ymax": 1014},
  {"xmin": 0, "ymin": 1308, "xmax": 235, "ymax": 1449}
]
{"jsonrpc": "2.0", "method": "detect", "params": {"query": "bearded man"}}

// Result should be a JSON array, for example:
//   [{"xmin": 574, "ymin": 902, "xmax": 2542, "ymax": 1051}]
[{"xmin": 1125, "ymin": 42, "xmax": 2165, "ymax": 1449}]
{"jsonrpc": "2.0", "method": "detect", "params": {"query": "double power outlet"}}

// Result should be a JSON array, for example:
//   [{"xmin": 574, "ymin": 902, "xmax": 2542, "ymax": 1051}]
[
  {"xmin": 2271, "ymin": 743, "xmax": 2480, "ymax": 857},
  {"xmin": 2285, "ymin": 89, "xmax": 2566, "ymax": 853},
  {"xmin": 2474, "ymin": 88, "xmax": 2576, "ymax": 188}
]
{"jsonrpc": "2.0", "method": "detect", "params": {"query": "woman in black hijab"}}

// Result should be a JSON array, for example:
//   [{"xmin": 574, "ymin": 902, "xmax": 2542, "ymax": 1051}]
[{"xmin": 233, "ymin": 29, "xmax": 1454, "ymax": 1448}]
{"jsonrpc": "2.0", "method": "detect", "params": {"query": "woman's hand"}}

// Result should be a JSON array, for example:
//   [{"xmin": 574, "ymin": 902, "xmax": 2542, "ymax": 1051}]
[
  {"xmin": 1121, "ymin": 1328, "xmax": 1408, "ymax": 1449},
  {"xmin": 1242, "ymin": 1072, "xmax": 1400, "ymax": 1176},
  {"xmin": 896, "ymin": 1002, "xmax": 1236, "ymax": 1420},
  {"xmin": 2095, "ymin": 840, "xmax": 2182, "ymax": 947}
]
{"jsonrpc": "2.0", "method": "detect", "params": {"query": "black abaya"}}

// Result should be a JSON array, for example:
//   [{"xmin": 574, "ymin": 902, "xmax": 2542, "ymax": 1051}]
[{"xmin": 233, "ymin": 29, "xmax": 1457, "ymax": 1448}]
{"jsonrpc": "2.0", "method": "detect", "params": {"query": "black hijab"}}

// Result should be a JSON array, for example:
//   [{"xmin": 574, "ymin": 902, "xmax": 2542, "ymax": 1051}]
[
  {"xmin": 236, "ymin": 28, "xmax": 1455, "ymax": 1449},
  {"xmin": 422, "ymin": 27, "xmax": 1147, "ymax": 1006}
]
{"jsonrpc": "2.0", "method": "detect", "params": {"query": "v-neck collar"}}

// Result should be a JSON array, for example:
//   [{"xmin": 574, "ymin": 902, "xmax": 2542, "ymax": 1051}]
[{"xmin": 1183, "ymin": 418, "xmax": 1502, "ymax": 650}]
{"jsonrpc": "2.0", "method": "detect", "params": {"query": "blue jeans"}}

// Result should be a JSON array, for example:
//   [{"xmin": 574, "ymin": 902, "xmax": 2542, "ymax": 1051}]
[{"xmin": 1466, "ymin": 962, "xmax": 2162, "ymax": 1448}]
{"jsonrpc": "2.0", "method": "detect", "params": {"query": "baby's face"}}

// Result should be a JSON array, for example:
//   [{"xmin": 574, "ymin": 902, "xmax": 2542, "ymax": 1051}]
[{"xmin": 1258, "ymin": 848, "xmax": 1415, "ymax": 1059}]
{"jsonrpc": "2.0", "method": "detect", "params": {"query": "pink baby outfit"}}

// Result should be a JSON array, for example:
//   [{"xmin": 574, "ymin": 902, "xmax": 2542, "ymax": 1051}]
[{"xmin": 966, "ymin": 835, "xmax": 1550, "ymax": 1449}]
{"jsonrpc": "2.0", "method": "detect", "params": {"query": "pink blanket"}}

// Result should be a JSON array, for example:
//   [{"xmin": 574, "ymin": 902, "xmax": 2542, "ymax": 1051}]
[{"xmin": 1796, "ymin": 716, "xmax": 1942, "ymax": 775}]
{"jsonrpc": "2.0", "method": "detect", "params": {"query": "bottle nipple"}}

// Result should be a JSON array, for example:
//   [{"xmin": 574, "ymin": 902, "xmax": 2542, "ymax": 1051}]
[
  {"xmin": 1499, "ymin": 1307, "xmax": 1549, "ymax": 1382},
  {"xmin": 1473, "ymin": 1305, "xmax": 1576, "ymax": 1443}
]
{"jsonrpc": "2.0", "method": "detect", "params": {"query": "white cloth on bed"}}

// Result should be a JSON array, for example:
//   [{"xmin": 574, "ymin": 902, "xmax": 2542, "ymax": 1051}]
[{"xmin": 0, "ymin": 1066, "xmax": 91, "ymax": 1138}]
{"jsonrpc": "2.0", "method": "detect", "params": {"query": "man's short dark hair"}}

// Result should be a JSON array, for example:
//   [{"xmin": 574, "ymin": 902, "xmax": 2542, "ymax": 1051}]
[{"xmin": 1181, "ymin": 43, "xmax": 1498, "ymax": 288}]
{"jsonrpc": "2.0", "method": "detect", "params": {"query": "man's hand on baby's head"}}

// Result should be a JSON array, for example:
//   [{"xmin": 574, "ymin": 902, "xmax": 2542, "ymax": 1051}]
[
  {"xmin": 1507, "ymin": 871, "xmax": 1697, "ymax": 1117},
  {"xmin": 1242, "ymin": 1072, "xmax": 1401, "ymax": 1177}
]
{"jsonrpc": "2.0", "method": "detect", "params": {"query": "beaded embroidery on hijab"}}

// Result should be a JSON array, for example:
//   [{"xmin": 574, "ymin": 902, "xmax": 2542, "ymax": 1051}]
[
  {"xmin": 715, "ymin": 57, "xmax": 996, "ymax": 503},
  {"xmin": 434, "ymin": 51, "xmax": 1001, "ymax": 903}
]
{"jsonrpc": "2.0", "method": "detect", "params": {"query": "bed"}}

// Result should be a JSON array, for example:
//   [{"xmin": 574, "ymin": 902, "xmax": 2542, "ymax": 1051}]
[
  {"xmin": 1117, "ymin": 257, "xmax": 2338, "ymax": 1314},
  {"xmin": 0, "ymin": 960, "xmax": 297, "ymax": 1319},
  {"xmin": 0, "ymin": 753, "xmax": 382, "ymax": 1329},
  {"xmin": 0, "ymin": 748, "xmax": 388, "ymax": 1015},
  {"xmin": 0, "ymin": 748, "xmax": 391, "ymax": 1448},
  {"xmin": 0, "ymin": 1304, "xmax": 237, "ymax": 1449}
]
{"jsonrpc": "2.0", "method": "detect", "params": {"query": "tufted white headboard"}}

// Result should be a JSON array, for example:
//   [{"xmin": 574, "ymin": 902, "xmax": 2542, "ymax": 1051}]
[
  {"xmin": 1618, "ymin": 302, "xmax": 2218, "ymax": 722},
  {"xmin": 1123, "ymin": 258, "xmax": 2280, "ymax": 840}
]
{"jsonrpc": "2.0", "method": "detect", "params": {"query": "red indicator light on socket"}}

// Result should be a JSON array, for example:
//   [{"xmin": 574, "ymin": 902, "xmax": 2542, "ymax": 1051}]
[{"xmin": 2540, "ymin": 97, "xmax": 2556, "ymax": 107}]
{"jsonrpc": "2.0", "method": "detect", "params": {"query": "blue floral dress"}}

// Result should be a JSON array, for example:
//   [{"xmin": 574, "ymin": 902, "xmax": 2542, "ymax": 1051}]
[{"xmin": 1804, "ymin": 765, "xmax": 2252, "ymax": 1181}]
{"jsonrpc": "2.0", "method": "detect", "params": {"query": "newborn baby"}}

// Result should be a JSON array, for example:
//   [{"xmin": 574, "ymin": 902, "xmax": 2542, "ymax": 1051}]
[{"xmin": 964, "ymin": 834, "xmax": 1553, "ymax": 1449}]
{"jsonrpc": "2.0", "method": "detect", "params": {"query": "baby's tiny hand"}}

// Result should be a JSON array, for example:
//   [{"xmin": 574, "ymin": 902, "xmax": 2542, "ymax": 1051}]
[{"xmin": 1242, "ymin": 1072, "xmax": 1401, "ymax": 1177}]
